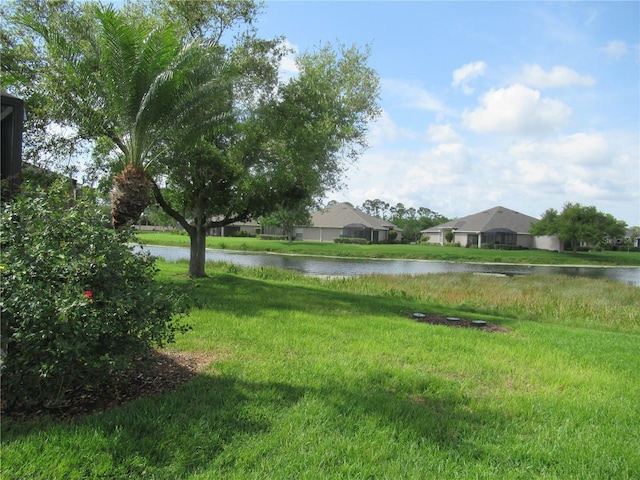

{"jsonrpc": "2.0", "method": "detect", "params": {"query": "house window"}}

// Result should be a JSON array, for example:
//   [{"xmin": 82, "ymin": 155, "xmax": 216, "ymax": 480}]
[
  {"xmin": 343, "ymin": 224, "xmax": 371, "ymax": 240},
  {"xmin": 484, "ymin": 231, "xmax": 516, "ymax": 245}
]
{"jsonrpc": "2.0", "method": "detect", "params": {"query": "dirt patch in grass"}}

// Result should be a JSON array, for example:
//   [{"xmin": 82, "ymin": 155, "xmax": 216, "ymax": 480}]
[
  {"xmin": 2, "ymin": 350, "xmax": 214, "ymax": 421},
  {"xmin": 404, "ymin": 312, "xmax": 511, "ymax": 333}
]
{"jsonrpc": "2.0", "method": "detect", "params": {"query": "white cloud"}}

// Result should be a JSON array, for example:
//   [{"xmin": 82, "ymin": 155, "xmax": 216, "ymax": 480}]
[
  {"xmin": 399, "ymin": 146, "xmax": 469, "ymax": 185},
  {"xmin": 515, "ymin": 64, "xmax": 595, "ymax": 88},
  {"xmin": 336, "ymin": 128, "xmax": 639, "ymax": 224},
  {"xmin": 425, "ymin": 124, "xmax": 461, "ymax": 143},
  {"xmin": 510, "ymin": 133, "xmax": 609, "ymax": 165},
  {"xmin": 368, "ymin": 110, "xmax": 418, "ymax": 146},
  {"xmin": 451, "ymin": 61, "xmax": 486, "ymax": 94},
  {"xmin": 382, "ymin": 79, "xmax": 451, "ymax": 114},
  {"xmin": 462, "ymin": 84, "xmax": 572, "ymax": 136},
  {"xmin": 278, "ymin": 39, "xmax": 299, "ymax": 82},
  {"xmin": 505, "ymin": 133, "xmax": 637, "ymax": 204},
  {"xmin": 341, "ymin": 143, "xmax": 470, "ymax": 206},
  {"xmin": 565, "ymin": 178, "xmax": 609, "ymax": 198},
  {"xmin": 599, "ymin": 40, "xmax": 628, "ymax": 59}
]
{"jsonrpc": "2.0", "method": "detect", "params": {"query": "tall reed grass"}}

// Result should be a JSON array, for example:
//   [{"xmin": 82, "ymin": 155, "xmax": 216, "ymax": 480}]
[
  {"xmin": 318, "ymin": 273, "xmax": 639, "ymax": 332},
  {"xmin": 213, "ymin": 262, "xmax": 639, "ymax": 332}
]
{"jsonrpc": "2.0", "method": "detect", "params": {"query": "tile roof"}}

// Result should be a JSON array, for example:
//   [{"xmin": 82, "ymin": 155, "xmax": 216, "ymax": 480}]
[
  {"xmin": 311, "ymin": 202, "xmax": 401, "ymax": 231},
  {"xmin": 422, "ymin": 206, "xmax": 538, "ymax": 234}
]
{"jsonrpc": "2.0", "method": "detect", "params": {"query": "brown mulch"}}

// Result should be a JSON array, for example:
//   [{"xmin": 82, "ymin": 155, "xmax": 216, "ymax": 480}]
[
  {"xmin": 404, "ymin": 312, "xmax": 511, "ymax": 333},
  {"xmin": 2, "ymin": 351, "xmax": 214, "ymax": 421}
]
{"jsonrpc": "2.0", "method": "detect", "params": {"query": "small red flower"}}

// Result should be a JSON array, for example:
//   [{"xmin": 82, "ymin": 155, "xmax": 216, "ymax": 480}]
[{"xmin": 83, "ymin": 290, "xmax": 93, "ymax": 299}]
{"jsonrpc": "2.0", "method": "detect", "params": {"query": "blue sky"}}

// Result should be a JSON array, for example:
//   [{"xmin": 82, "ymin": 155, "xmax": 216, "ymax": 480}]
[{"xmin": 256, "ymin": 1, "xmax": 639, "ymax": 225}]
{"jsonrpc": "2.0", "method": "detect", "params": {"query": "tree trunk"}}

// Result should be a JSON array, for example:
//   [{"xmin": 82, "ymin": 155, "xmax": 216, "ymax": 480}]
[
  {"xmin": 111, "ymin": 164, "xmax": 152, "ymax": 229},
  {"xmin": 189, "ymin": 223, "xmax": 208, "ymax": 277},
  {"xmin": 151, "ymin": 182, "xmax": 206, "ymax": 277}
]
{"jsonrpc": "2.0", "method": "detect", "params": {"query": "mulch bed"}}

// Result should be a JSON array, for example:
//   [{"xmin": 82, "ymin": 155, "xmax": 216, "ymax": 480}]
[
  {"xmin": 2, "ymin": 350, "xmax": 214, "ymax": 421},
  {"xmin": 404, "ymin": 312, "xmax": 511, "ymax": 333}
]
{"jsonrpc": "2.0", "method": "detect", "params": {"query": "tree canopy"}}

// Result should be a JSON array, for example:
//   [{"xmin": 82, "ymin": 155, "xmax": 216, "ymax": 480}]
[
  {"xmin": 530, "ymin": 202, "xmax": 627, "ymax": 252},
  {"xmin": 5, "ymin": 0, "xmax": 381, "ymax": 276}
]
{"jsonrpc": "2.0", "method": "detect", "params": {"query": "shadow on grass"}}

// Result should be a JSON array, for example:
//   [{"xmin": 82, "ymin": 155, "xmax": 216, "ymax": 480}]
[
  {"xmin": 2, "ymin": 273, "xmax": 519, "ymax": 476},
  {"xmin": 2, "ymin": 368, "xmax": 505, "ymax": 478}
]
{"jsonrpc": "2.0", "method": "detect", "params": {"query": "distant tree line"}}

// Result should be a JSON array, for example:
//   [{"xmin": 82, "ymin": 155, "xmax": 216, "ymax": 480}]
[{"xmin": 359, "ymin": 198, "xmax": 449, "ymax": 242}]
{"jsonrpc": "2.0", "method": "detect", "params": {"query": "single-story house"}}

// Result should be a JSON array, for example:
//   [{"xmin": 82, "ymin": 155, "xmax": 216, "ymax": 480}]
[
  {"xmin": 421, "ymin": 205, "xmax": 562, "ymax": 251},
  {"xmin": 208, "ymin": 219, "xmax": 260, "ymax": 237},
  {"xmin": 301, "ymin": 202, "xmax": 402, "ymax": 243},
  {"xmin": 203, "ymin": 202, "xmax": 401, "ymax": 243},
  {"xmin": 608, "ymin": 228, "xmax": 640, "ymax": 249}
]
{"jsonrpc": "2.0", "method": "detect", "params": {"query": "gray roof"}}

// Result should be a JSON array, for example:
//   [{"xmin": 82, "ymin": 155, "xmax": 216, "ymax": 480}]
[
  {"xmin": 311, "ymin": 202, "xmax": 401, "ymax": 231},
  {"xmin": 422, "ymin": 206, "xmax": 538, "ymax": 234}
]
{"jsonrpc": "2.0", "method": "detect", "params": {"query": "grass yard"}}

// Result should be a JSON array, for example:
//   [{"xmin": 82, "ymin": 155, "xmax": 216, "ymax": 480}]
[
  {"xmin": 2, "ymin": 261, "xmax": 639, "ymax": 479},
  {"xmin": 136, "ymin": 231, "xmax": 640, "ymax": 266}
]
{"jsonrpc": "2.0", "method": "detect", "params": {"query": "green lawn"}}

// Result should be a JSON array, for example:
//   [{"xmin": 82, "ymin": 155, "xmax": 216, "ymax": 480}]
[
  {"xmin": 2, "ymin": 261, "xmax": 639, "ymax": 479},
  {"xmin": 136, "ymin": 231, "xmax": 640, "ymax": 266}
]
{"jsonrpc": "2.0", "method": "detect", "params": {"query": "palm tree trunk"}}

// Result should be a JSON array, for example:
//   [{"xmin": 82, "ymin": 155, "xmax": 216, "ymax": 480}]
[{"xmin": 111, "ymin": 164, "xmax": 152, "ymax": 229}]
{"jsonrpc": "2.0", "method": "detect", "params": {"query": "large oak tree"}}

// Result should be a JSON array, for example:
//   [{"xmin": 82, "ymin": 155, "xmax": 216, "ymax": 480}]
[{"xmin": 531, "ymin": 202, "xmax": 627, "ymax": 252}]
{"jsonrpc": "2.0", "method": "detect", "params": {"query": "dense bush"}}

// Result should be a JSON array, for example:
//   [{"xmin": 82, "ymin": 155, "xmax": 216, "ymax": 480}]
[
  {"xmin": 481, "ymin": 243, "xmax": 522, "ymax": 250},
  {"xmin": 258, "ymin": 234, "xmax": 289, "ymax": 241},
  {"xmin": 334, "ymin": 237, "xmax": 369, "ymax": 244},
  {"xmin": 0, "ymin": 183, "xmax": 189, "ymax": 410},
  {"xmin": 444, "ymin": 231, "xmax": 454, "ymax": 243}
]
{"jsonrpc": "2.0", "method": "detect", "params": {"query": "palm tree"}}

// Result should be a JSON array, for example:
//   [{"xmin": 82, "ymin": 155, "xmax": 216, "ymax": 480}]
[{"xmin": 23, "ymin": 5, "xmax": 217, "ymax": 228}]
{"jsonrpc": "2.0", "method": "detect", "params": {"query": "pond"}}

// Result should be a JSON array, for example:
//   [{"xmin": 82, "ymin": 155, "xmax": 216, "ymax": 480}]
[{"xmin": 139, "ymin": 245, "xmax": 640, "ymax": 286}]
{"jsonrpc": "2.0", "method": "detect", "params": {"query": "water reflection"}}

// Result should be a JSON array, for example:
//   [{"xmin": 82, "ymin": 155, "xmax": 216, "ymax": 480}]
[{"xmin": 139, "ymin": 245, "xmax": 640, "ymax": 286}]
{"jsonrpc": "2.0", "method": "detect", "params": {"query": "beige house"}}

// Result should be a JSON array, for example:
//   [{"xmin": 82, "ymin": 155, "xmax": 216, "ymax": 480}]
[
  {"xmin": 203, "ymin": 202, "xmax": 400, "ymax": 243},
  {"xmin": 301, "ymin": 202, "xmax": 402, "ymax": 243},
  {"xmin": 208, "ymin": 219, "xmax": 260, "ymax": 237},
  {"xmin": 421, "ymin": 205, "xmax": 562, "ymax": 251}
]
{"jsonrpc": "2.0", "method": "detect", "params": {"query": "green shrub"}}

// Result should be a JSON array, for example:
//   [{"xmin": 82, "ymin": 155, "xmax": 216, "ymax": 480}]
[
  {"xmin": 443, "ymin": 242, "xmax": 461, "ymax": 247},
  {"xmin": 480, "ymin": 243, "xmax": 522, "ymax": 250},
  {"xmin": 334, "ymin": 237, "xmax": 369, "ymax": 245},
  {"xmin": 499, "ymin": 244, "xmax": 523, "ymax": 250},
  {"xmin": 0, "ymin": 183, "xmax": 189, "ymax": 410},
  {"xmin": 258, "ymin": 234, "xmax": 288, "ymax": 241}
]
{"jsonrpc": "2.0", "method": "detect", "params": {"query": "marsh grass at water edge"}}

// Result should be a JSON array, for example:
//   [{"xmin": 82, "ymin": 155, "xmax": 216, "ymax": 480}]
[{"xmin": 2, "ymin": 261, "xmax": 639, "ymax": 479}]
